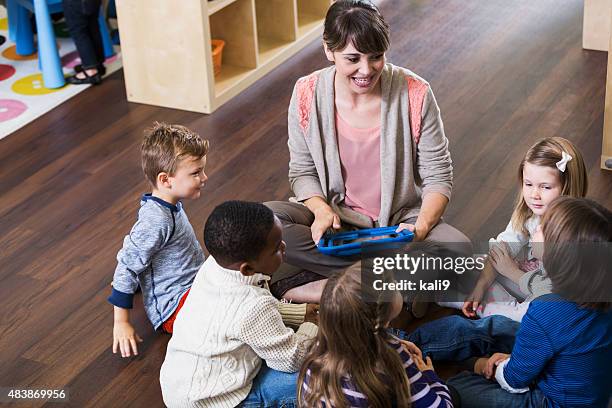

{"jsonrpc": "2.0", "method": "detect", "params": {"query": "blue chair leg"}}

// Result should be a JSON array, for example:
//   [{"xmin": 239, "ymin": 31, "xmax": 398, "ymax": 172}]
[
  {"xmin": 33, "ymin": 0, "xmax": 64, "ymax": 88},
  {"xmin": 7, "ymin": 0, "xmax": 21, "ymax": 42},
  {"xmin": 14, "ymin": 2, "xmax": 36, "ymax": 55},
  {"xmin": 98, "ymin": 9, "xmax": 114, "ymax": 59}
]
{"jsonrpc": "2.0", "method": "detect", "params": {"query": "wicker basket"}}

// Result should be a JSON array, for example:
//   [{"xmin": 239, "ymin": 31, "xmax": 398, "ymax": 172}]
[{"xmin": 211, "ymin": 39, "xmax": 226, "ymax": 77}]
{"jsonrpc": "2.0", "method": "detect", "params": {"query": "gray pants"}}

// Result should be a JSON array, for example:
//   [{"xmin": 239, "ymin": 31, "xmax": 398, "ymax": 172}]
[{"xmin": 265, "ymin": 201, "xmax": 473, "ymax": 297}]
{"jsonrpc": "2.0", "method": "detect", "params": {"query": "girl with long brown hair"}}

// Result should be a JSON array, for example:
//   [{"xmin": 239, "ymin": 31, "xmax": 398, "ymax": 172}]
[{"xmin": 297, "ymin": 263, "xmax": 454, "ymax": 407}]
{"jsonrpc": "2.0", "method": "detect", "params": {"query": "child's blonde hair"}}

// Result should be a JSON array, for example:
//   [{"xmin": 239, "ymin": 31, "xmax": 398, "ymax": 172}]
[
  {"xmin": 297, "ymin": 263, "xmax": 411, "ymax": 408},
  {"xmin": 511, "ymin": 137, "xmax": 587, "ymax": 234},
  {"xmin": 141, "ymin": 122, "xmax": 209, "ymax": 187}
]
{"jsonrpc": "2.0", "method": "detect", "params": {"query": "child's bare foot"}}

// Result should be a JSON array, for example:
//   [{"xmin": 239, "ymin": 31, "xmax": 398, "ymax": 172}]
[{"xmin": 474, "ymin": 357, "xmax": 488, "ymax": 375}]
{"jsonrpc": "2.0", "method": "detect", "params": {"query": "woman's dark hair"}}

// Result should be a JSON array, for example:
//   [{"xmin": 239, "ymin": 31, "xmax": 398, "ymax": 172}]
[
  {"xmin": 323, "ymin": 0, "xmax": 390, "ymax": 54},
  {"xmin": 541, "ymin": 197, "xmax": 612, "ymax": 311},
  {"xmin": 297, "ymin": 263, "xmax": 411, "ymax": 408},
  {"xmin": 204, "ymin": 201, "xmax": 275, "ymax": 265}
]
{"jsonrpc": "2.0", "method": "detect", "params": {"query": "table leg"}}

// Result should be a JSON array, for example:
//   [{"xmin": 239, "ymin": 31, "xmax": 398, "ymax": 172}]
[{"xmin": 33, "ymin": 0, "xmax": 65, "ymax": 88}]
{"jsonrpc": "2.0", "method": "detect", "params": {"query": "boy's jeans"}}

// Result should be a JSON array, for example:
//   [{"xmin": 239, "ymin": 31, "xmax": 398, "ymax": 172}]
[
  {"xmin": 238, "ymin": 364, "xmax": 298, "ymax": 408},
  {"xmin": 445, "ymin": 371, "xmax": 548, "ymax": 408},
  {"xmin": 396, "ymin": 315, "xmax": 549, "ymax": 408}
]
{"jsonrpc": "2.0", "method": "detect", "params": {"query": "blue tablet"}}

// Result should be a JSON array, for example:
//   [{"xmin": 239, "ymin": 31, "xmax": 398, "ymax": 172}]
[{"xmin": 317, "ymin": 226, "xmax": 414, "ymax": 256}]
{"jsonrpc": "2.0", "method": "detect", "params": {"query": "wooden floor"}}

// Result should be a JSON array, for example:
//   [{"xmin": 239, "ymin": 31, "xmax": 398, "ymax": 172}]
[{"xmin": 1, "ymin": 0, "xmax": 611, "ymax": 406}]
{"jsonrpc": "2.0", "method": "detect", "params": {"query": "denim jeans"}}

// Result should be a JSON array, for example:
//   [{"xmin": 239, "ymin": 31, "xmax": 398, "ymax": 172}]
[
  {"xmin": 446, "ymin": 372, "xmax": 548, "ymax": 408},
  {"xmin": 403, "ymin": 315, "xmax": 519, "ymax": 360},
  {"xmin": 394, "ymin": 316, "xmax": 549, "ymax": 407},
  {"xmin": 238, "ymin": 364, "xmax": 298, "ymax": 408},
  {"xmin": 62, "ymin": 0, "xmax": 104, "ymax": 69}
]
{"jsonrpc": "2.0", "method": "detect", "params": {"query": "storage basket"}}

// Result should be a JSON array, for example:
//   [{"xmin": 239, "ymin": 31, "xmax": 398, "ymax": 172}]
[{"xmin": 211, "ymin": 39, "xmax": 225, "ymax": 77}]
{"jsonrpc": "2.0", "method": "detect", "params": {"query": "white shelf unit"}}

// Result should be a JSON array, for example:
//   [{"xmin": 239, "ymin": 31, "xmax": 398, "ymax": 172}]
[{"xmin": 116, "ymin": 0, "xmax": 330, "ymax": 114}]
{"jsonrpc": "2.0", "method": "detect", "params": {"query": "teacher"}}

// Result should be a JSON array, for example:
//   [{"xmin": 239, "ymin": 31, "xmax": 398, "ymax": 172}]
[{"xmin": 266, "ymin": 0, "xmax": 472, "ymax": 303}]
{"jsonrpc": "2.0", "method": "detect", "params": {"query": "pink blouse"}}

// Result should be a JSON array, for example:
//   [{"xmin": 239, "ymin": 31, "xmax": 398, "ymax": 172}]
[{"xmin": 336, "ymin": 112, "xmax": 381, "ymax": 220}]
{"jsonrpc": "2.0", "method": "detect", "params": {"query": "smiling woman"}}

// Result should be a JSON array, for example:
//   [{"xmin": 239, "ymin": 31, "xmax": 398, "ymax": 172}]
[{"xmin": 265, "ymin": 0, "xmax": 472, "ymax": 304}]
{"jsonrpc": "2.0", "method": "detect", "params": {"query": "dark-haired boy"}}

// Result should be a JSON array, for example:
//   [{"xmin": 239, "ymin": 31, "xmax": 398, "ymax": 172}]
[{"xmin": 160, "ymin": 201, "xmax": 318, "ymax": 408}]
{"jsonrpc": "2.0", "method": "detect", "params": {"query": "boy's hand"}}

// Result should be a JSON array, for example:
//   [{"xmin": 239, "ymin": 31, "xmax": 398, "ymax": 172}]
[
  {"xmin": 413, "ymin": 353, "xmax": 435, "ymax": 372},
  {"xmin": 305, "ymin": 304, "xmax": 319, "ymax": 324},
  {"xmin": 483, "ymin": 353, "xmax": 510, "ymax": 379},
  {"xmin": 489, "ymin": 242, "xmax": 524, "ymax": 283},
  {"xmin": 399, "ymin": 339, "xmax": 423, "ymax": 360},
  {"xmin": 473, "ymin": 357, "xmax": 489, "ymax": 376},
  {"xmin": 113, "ymin": 321, "xmax": 143, "ymax": 358}
]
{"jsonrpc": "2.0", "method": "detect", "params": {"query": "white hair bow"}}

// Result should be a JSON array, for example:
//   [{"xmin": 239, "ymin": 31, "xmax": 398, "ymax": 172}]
[{"xmin": 556, "ymin": 151, "xmax": 572, "ymax": 172}]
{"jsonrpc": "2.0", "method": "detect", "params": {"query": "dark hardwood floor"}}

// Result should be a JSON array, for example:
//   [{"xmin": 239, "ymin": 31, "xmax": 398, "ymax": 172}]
[{"xmin": 1, "ymin": 0, "xmax": 610, "ymax": 406}]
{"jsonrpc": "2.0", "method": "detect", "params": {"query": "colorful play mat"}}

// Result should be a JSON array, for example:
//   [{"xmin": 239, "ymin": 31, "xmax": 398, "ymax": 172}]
[{"xmin": 0, "ymin": 6, "xmax": 121, "ymax": 140}]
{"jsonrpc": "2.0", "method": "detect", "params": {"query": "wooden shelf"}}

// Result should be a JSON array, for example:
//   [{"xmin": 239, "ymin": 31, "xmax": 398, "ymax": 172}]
[
  {"xmin": 207, "ymin": 0, "xmax": 239, "ymax": 16},
  {"xmin": 117, "ymin": 0, "xmax": 331, "ymax": 114},
  {"xmin": 214, "ymin": 64, "xmax": 257, "ymax": 97},
  {"xmin": 297, "ymin": 13, "xmax": 325, "ymax": 38},
  {"xmin": 258, "ymin": 38, "xmax": 292, "ymax": 65},
  {"xmin": 600, "ymin": 0, "xmax": 612, "ymax": 170}
]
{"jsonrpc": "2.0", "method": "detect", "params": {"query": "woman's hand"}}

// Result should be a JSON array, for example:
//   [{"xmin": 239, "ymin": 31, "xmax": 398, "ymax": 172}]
[
  {"xmin": 311, "ymin": 207, "xmax": 341, "ymax": 244},
  {"xmin": 401, "ymin": 193, "xmax": 448, "ymax": 241},
  {"xmin": 395, "ymin": 222, "xmax": 424, "ymax": 241},
  {"xmin": 396, "ymin": 222, "xmax": 428, "ymax": 241},
  {"xmin": 489, "ymin": 242, "xmax": 524, "ymax": 284}
]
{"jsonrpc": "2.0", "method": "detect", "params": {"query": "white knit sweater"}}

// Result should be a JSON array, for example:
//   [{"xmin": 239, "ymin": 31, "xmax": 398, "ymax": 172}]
[{"xmin": 160, "ymin": 256, "xmax": 318, "ymax": 408}]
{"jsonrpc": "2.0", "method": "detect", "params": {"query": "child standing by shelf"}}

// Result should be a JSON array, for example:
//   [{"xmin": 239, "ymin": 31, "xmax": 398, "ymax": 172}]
[
  {"xmin": 108, "ymin": 122, "xmax": 209, "ymax": 357},
  {"xmin": 450, "ymin": 137, "xmax": 588, "ymax": 322}
]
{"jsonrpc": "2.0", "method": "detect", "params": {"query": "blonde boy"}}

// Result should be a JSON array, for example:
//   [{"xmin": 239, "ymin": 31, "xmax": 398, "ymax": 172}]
[{"xmin": 108, "ymin": 122, "xmax": 209, "ymax": 357}]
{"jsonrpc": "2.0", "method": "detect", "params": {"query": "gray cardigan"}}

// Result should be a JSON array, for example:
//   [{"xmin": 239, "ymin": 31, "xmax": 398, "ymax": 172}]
[{"xmin": 287, "ymin": 63, "xmax": 453, "ymax": 228}]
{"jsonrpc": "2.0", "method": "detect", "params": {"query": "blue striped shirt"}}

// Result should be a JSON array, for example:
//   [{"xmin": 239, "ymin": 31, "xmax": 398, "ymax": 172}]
[
  {"xmin": 302, "ymin": 336, "xmax": 453, "ymax": 407},
  {"xmin": 502, "ymin": 294, "xmax": 612, "ymax": 408}
]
